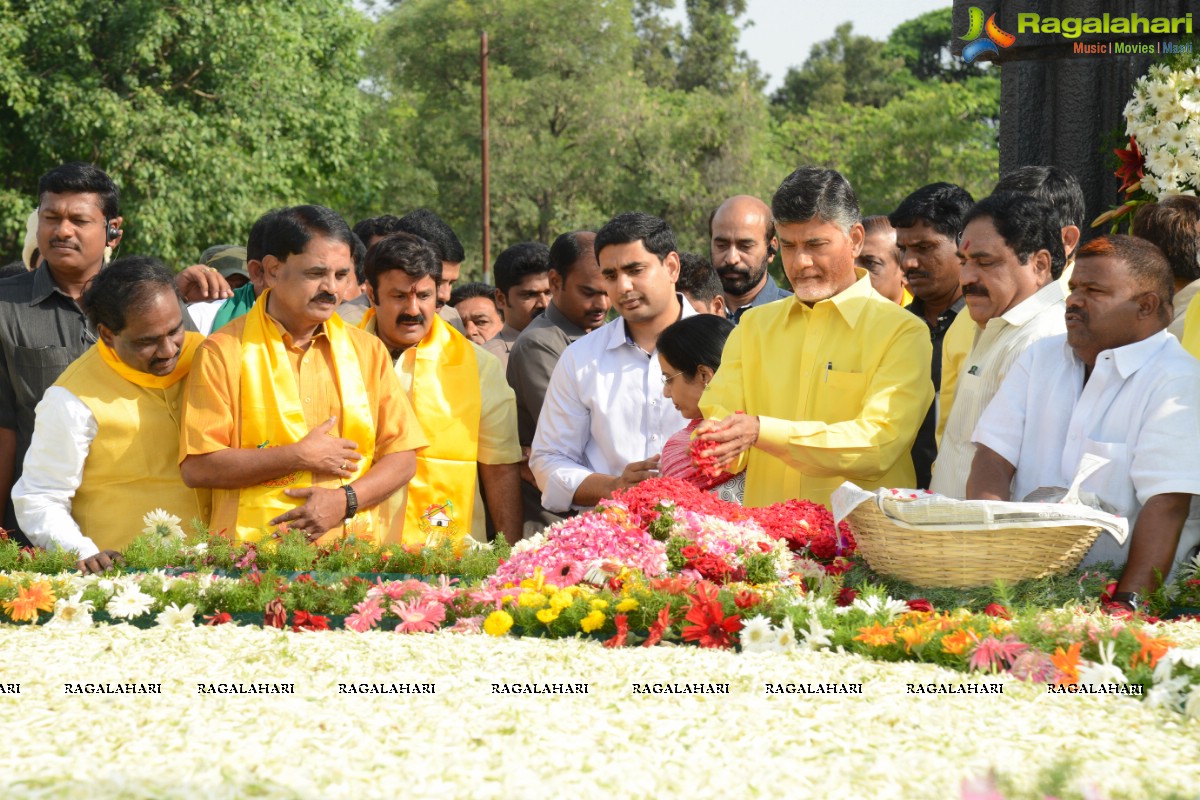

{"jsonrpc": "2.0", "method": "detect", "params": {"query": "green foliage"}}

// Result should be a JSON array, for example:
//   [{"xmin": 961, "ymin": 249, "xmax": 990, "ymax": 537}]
[
  {"xmin": 771, "ymin": 22, "xmax": 915, "ymax": 112},
  {"xmin": 665, "ymin": 536, "xmax": 688, "ymax": 571},
  {"xmin": 742, "ymin": 552, "xmax": 777, "ymax": 585},
  {"xmin": 0, "ymin": 537, "xmax": 78, "ymax": 574},
  {"xmin": 0, "ymin": 0, "xmax": 374, "ymax": 266},
  {"xmin": 884, "ymin": 7, "xmax": 986, "ymax": 83}
]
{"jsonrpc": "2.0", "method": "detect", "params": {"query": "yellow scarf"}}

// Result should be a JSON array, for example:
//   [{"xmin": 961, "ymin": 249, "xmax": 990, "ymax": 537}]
[
  {"xmin": 96, "ymin": 331, "xmax": 203, "ymax": 388},
  {"xmin": 236, "ymin": 290, "xmax": 377, "ymax": 540}
]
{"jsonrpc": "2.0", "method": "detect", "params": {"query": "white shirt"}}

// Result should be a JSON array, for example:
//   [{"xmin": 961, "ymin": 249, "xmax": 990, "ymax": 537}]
[
  {"xmin": 530, "ymin": 295, "xmax": 697, "ymax": 512},
  {"xmin": 12, "ymin": 387, "xmax": 102, "ymax": 559},
  {"xmin": 187, "ymin": 299, "xmax": 224, "ymax": 336},
  {"xmin": 931, "ymin": 281, "xmax": 1065, "ymax": 498},
  {"xmin": 973, "ymin": 330, "xmax": 1200, "ymax": 575}
]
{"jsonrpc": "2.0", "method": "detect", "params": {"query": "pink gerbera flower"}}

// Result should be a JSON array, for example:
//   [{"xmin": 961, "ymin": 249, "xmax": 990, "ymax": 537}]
[
  {"xmin": 345, "ymin": 597, "xmax": 384, "ymax": 633},
  {"xmin": 550, "ymin": 560, "xmax": 585, "ymax": 587},
  {"xmin": 392, "ymin": 599, "xmax": 447, "ymax": 633},
  {"xmin": 967, "ymin": 635, "xmax": 1029, "ymax": 673}
]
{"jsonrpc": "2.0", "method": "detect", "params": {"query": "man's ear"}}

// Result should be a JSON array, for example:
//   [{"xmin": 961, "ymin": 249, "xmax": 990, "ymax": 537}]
[
  {"xmin": 1031, "ymin": 249, "xmax": 1053, "ymax": 281},
  {"xmin": 494, "ymin": 288, "xmax": 509, "ymax": 311},
  {"xmin": 1138, "ymin": 290, "xmax": 1164, "ymax": 321},
  {"xmin": 98, "ymin": 323, "xmax": 115, "ymax": 348},
  {"xmin": 262, "ymin": 255, "xmax": 281, "ymax": 286},
  {"xmin": 664, "ymin": 251, "xmax": 681, "ymax": 283},
  {"xmin": 366, "ymin": 282, "xmax": 377, "ymax": 307},
  {"xmin": 1061, "ymin": 225, "xmax": 1082, "ymax": 261},
  {"xmin": 848, "ymin": 223, "xmax": 865, "ymax": 257},
  {"xmin": 711, "ymin": 294, "xmax": 727, "ymax": 317},
  {"xmin": 549, "ymin": 269, "xmax": 563, "ymax": 294}
]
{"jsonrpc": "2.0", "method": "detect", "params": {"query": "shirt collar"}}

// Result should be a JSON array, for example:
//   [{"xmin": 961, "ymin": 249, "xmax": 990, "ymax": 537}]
[
  {"xmin": 29, "ymin": 264, "xmax": 76, "ymax": 306},
  {"xmin": 786, "ymin": 268, "xmax": 876, "ymax": 329},
  {"xmin": 544, "ymin": 301, "xmax": 587, "ymax": 338},
  {"xmin": 1105, "ymin": 329, "xmax": 1172, "ymax": 379},
  {"xmin": 999, "ymin": 280, "xmax": 1065, "ymax": 327},
  {"xmin": 607, "ymin": 293, "xmax": 697, "ymax": 352}
]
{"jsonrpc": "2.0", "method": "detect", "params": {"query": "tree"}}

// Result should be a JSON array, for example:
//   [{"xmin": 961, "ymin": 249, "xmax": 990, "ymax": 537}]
[
  {"xmin": 0, "ymin": 0, "xmax": 373, "ymax": 266},
  {"xmin": 771, "ymin": 22, "xmax": 914, "ymax": 112},
  {"xmin": 884, "ymin": 7, "xmax": 986, "ymax": 83}
]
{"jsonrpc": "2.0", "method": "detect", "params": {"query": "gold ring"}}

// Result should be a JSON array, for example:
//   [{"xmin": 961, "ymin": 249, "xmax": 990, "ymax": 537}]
[
  {"xmin": 342, "ymin": 461, "xmax": 348, "ymax": 470},
  {"xmin": 205, "ymin": 266, "xmax": 218, "ymax": 272}
]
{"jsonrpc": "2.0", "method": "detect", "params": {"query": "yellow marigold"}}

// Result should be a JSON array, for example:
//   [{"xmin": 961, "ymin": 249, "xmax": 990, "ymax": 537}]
[
  {"xmin": 896, "ymin": 625, "xmax": 932, "ymax": 653},
  {"xmin": 590, "ymin": 599, "xmax": 608, "ymax": 611},
  {"xmin": 580, "ymin": 609, "xmax": 606, "ymax": 633},
  {"xmin": 2, "ymin": 580, "xmax": 55, "ymax": 623},
  {"xmin": 940, "ymin": 629, "xmax": 977, "ymax": 656},
  {"xmin": 483, "ymin": 610, "xmax": 513, "ymax": 637},
  {"xmin": 853, "ymin": 623, "xmax": 897, "ymax": 647},
  {"xmin": 517, "ymin": 591, "xmax": 547, "ymax": 609},
  {"xmin": 615, "ymin": 598, "xmax": 639, "ymax": 613},
  {"xmin": 549, "ymin": 592, "xmax": 574, "ymax": 612},
  {"xmin": 536, "ymin": 608, "xmax": 560, "ymax": 625}
]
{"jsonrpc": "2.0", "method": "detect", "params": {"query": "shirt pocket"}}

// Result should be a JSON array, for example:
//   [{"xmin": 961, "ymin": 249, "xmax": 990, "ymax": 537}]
[
  {"xmin": 11, "ymin": 345, "xmax": 74, "ymax": 408},
  {"xmin": 1078, "ymin": 439, "xmax": 1135, "ymax": 517},
  {"xmin": 815, "ymin": 369, "xmax": 867, "ymax": 424}
]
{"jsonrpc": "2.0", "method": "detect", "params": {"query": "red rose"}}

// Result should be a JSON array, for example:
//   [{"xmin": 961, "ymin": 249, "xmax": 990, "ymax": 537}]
[
  {"xmin": 983, "ymin": 603, "xmax": 1011, "ymax": 619},
  {"xmin": 681, "ymin": 544, "xmax": 702, "ymax": 561},
  {"xmin": 906, "ymin": 598, "xmax": 933, "ymax": 613},
  {"xmin": 836, "ymin": 587, "xmax": 858, "ymax": 607}
]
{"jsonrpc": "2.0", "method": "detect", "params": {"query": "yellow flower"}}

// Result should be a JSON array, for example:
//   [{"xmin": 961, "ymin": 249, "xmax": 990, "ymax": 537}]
[
  {"xmin": 520, "ymin": 567, "xmax": 546, "ymax": 592},
  {"xmin": 517, "ymin": 591, "xmax": 547, "ymax": 609},
  {"xmin": 536, "ymin": 608, "xmax": 560, "ymax": 625},
  {"xmin": 483, "ymin": 610, "xmax": 513, "ymax": 637},
  {"xmin": 590, "ymin": 599, "xmax": 608, "ymax": 611},
  {"xmin": 2, "ymin": 580, "xmax": 55, "ymax": 623},
  {"xmin": 615, "ymin": 598, "xmax": 639, "ymax": 613},
  {"xmin": 940, "ymin": 629, "xmax": 977, "ymax": 656},
  {"xmin": 896, "ymin": 625, "xmax": 932, "ymax": 653},
  {"xmin": 549, "ymin": 592, "xmax": 574, "ymax": 611},
  {"xmin": 853, "ymin": 623, "xmax": 897, "ymax": 648},
  {"xmin": 580, "ymin": 610, "xmax": 606, "ymax": 633},
  {"xmin": 988, "ymin": 618, "xmax": 1012, "ymax": 636}
]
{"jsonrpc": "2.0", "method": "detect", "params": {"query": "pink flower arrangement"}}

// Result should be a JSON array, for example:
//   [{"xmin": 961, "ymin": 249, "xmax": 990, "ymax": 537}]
[
  {"xmin": 345, "ymin": 597, "xmax": 384, "ymax": 633},
  {"xmin": 392, "ymin": 599, "xmax": 447, "ymax": 633}
]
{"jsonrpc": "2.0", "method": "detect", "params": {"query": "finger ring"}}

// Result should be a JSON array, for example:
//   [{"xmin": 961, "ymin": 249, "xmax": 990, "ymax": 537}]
[
  {"xmin": 205, "ymin": 266, "xmax": 218, "ymax": 272},
  {"xmin": 341, "ymin": 461, "xmax": 348, "ymax": 470}
]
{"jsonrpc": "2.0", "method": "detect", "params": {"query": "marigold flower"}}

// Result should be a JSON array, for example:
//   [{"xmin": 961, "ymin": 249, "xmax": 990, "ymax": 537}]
[
  {"xmin": 615, "ymin": 598, "xmax": 639, "ymax": 613},
  {"xmin": 517, "ymin": 591, "xmax": 547, "ymax": 609},
  {"xmin": 3, "ymin": 580, "xmax": 55, "ymax": 623},
  {"xmin": 940, "ymin": 629, "xmax": 978, "ymax": 656},
  {"xmin": 536, "ymin": 608, "xmax": 559, "ymax": 625},
  {"xmin": 483, "ymin": 610, "xmax": 513, "ymax": 636},
  {"xmin": 854, "ymin": 623, "xmax": 897, "ymax": 648},
  {"xmin": 580, "ymin": 610, "xmax": 606, "ymax": 633}
]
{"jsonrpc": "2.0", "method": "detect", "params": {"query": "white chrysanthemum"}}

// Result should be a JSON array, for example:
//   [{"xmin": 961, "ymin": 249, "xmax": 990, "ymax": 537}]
[
  {"xmin": 1182, "ymin": 552, "xmax": 1200, "ymax": 581},
  {"xmin": 1182, "ymin": 92, "xmax": 1200, "ymax": 116},
  {"xmin": 96, "ymin": 578, "xmax": 115, "ymax": 595},
  {"xmin": 155, "ymin": 602, "xmax": 197, "ymax": 627},
  {"xmin": 1148, "ymin": 80, "xmax": 1175, "ymax": 109},
  {"xmin": 800, "ymin": 616, "xmax": 833, "ymax": 651},
  {"xmin": 107, "ymin": 586, "xmax": 155, "ymax": 619},
  {"xmin": 739, "ymin": 615, "xmax": 776, "ymax": 653},
  {"xmin": 142, "ymin": 508, "xmax": 185, "ymax": 539},
  {"xmin": 1146, "ymin": 675, "xmax": 1190, "ymax": 712},
  {"xmin": 1163, "ymin": 646, "xmax": 1200, "ymax": 670},
  {"xmin": 775, "ymin": 619, "xmax": 796, "ymax": 652},
  {"xmin": 46, "ymin": 592, "xmax": 94, "ymax": 628}
]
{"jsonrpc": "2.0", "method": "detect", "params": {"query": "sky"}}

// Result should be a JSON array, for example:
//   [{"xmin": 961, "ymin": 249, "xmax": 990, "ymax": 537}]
[{"xmin": 685, "ymin": 0, "xmax": 956, "ymax": 92}]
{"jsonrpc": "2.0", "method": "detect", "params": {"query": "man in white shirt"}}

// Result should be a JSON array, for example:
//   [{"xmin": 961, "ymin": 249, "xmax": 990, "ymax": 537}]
[
  {"xmin": 530, "ymin": 212, "xmax": 698, "ymax": 513},
  {"xmin": 968, "ymin": 235, "xmax": 1200, "ymax": 604},
  {"xmin": 931, "ymin": 193, "xmax": 1068, "ymax": 498}
]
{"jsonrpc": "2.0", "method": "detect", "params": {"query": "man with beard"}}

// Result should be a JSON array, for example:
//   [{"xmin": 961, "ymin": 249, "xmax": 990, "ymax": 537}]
[
  {"xmin": 709, "ymin": 195, "xmax": 789, "ymax": 322},
  {"xmin": 969, "ymin": 236, "xmax": 1200, "ymax": 605},
  {"xmin": 931, "ymin": 193, "xmax": 1066, "ymax": 498},
  {"xmin": 889, "ymin": 182, "xmax": 974, "ymax": 489},
  {"xmin": 180, "ymin": 205, "xmax": 427, "ymax": 543},
  {"xmin": 362, "ymin": 233, "xmax": 522, "ymax": 547}
]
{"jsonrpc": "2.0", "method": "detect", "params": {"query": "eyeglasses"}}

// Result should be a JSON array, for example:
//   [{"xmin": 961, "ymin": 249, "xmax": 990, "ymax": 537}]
[{"xmin": 661, "ymin": 369, "xmax": 686, "ymax": 386}]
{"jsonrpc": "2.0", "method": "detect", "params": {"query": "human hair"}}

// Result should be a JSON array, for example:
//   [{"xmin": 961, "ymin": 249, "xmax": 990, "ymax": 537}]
[
  {"xmin": 656, "ymin": 314, "xmax": 735, "ymax": 378},
  {"xmin": 256, "ymin": 205, "xmax": 355, "ymax": 263},
  {"xmin": 1077, "ymin": 235, "xmax": 1174, "ymax": 324},
  {"xmin": 994, "ymin": 166, "xmax": 1086, "ymax": 234},
  {"xmin": 37, "ymin": 161, "xmax": 120, "ymax": 220},
  {"xmin": 246, "ymin": 210, "xmax": 274, "ymax": 263},
  {"xmin": 450, "ymin": 281, "xmax": 499, "ymax": 308},
  {"xmin": 964, "ymin": 193, "xmax": 1067, "ymax": 279},
  {"xmin": 861, "ymin": 215, "xmax": 901, "ymax": 258},
  {"xmin": 548, "ymin": 231, "xmax": 594, "ymax": 278},
  {"xmin": 1131, "ymin": 196, "xmax": 1200, "ymax": 283},
  {"xmin": 395, "ymin": 209, "xmax": 466, "ymax": 263},
  {"xmin": 352, "ymin": 215, "xmax": 405, "ymax": 247},
  {"xmin": 493, "ymin": 241, "xmax": 551, "ymax": 293},
  {"xmin": 594, "ymin": 212, "xmax": 677, "ymax": 262},
  {"xmin": 364, "ymin": 232, "xmax": 442, "ymax": 294},
  {"xmin": 771, "ymin": 166, "xmax": 860, "ymax": 233},
  {"xmin": 675, "ymin": 252, "xmax": 723, "ymax": 306},
  {"xmin": 81, "ymin": 255, "xmax": 179, "ymax": 333},
  {"xmin": 888, "ymin": 182, "xmax": 975, "ymax": 240}
]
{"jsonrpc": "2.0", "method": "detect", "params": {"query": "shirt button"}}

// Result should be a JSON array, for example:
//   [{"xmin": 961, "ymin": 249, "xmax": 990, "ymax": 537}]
[
  {"xmin": 304, "ymin": 397, "xmax": 312, "ymax": 404},
  {"xmin": 651, "ymin": 434, "xmax": 659, "ymax": 441},
  {"xmin": 650, "ymin": 399, "xmax": 657, "ymax": 406}
]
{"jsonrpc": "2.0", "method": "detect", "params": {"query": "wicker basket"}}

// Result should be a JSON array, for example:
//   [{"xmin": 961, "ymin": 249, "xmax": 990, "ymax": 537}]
[{"xmin": 846, "ymin": 498, "xmax": 1103, "ymax": 588}]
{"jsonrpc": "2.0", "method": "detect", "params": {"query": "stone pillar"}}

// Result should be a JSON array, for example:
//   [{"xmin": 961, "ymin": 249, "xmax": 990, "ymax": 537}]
[{"xmin": 952, "ymin": 0, "xmax": 1192, "ymax": 231}]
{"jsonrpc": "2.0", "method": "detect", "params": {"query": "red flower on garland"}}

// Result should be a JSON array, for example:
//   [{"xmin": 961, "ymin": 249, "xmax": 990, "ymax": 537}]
[
  {"xmin": 836, "ymin": 587, "xmax": 858, "ymax": 607},
  {"xmin": 687, "ymin": 436, "xmax": 725, "ymax": 479},
  {"xmin": 643, "ymin": 605, "xmax": 672, "ymax": 647},
  {"xmin": 291, "ymin": 610, "xmax": 330, "ymax": 632},
  {"xmin": 680, "ymin": 544, "xmax": 702, "ymax": 561},
  {"xmin": 1114, "ymin": 136, "xmax": 1145, "ymax": 195},
  {"xmin": 264, "ymin": 597, "xmax": 287, "ymax": 629},
  {"xmin": 204, "ymin": 611, "xmax": 233, "ymax": 626},
  {"xmin": 734, "ymin": 589, "xmax": 761, "ymax": 610},
  {"xmin": 983, "ymin": 603, "xmax": 1011, "ymax": 620},
  {"xmin": 681, "ymin": 584, "xmax": 742, "ymax": 649},
  {"xmin": 906, "ymin": 598, "xmax": 933, "ymax": 613},
  {"xmin": 603, "ymin": 614, "xmax": 629, "ymax": 649}
]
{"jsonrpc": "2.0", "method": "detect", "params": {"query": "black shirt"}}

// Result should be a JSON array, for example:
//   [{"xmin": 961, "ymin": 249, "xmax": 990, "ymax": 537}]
[{"xmin": 905, "ymin": 295, "xmax": 966, "ymax": 490}]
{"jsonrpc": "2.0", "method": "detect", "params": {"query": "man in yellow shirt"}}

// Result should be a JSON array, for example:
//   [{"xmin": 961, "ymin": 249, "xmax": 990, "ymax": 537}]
[
  {"xmin": 180, "ymin": 206, "xmax": 427, "ymax": 543},
  {"xmin": 697, "ymin": 167, "xmax": 933, "ymax": 509},
  {"xmin": 14, "ymin": 257, "xmax": 211, "ymax": 573},
  {"xmin": 361, "ymin": 232, "xmax": 522, "ymax": 548}
]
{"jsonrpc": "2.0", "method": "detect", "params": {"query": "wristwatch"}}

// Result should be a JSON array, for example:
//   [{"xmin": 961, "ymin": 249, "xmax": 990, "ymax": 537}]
[
  {"xmin": 342, "ymin": 485, "xmax": 359, "ymax": 523},
  {"xmin": 1111, "ymin": 591, "xmax": 1140, "ymax": 611}
]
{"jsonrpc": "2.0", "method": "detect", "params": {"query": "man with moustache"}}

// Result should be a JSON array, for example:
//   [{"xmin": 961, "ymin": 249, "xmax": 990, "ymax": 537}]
[
  {"xmin": 531, "ymin": 213, "xmax": 699, "ymax": 513},
  {"xmin": 508, "ymin": 230, "xmax": 610, "ymax": 533},
  {"xmin": 930, "ymin": 193, "xmax": 1067, "ymax": 499},
  {"xmin": 181, "ymin": 205, "xmax": 427, "ymax": 543},
  {"xmin": 362, "ymin": 233, "xmax": 522, "ymax": 547},
  {"xmin": 697, "ymin": 167, "xmax": 932, "ymax": 508},
  {"xmin": 709, "ymin": 195, "xmax": 790, "ymax": 322},
  {"xmin": 968, "ymin": 236, "xmax": 1200, "ymax": 606},
  {"xmin": 393, "ymin": 209, "xmax": 468, "ymax": 331},
  {"xmin": 13, "ymin": 257, "xmax": 211, "ymax": 573},
  {"xmin": 889, "ymin": 183, "xmax": 974, "ymax": 488}
]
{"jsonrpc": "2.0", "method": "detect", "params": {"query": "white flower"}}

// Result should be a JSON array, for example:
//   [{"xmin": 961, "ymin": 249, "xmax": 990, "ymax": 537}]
[
  {"xmin": 1185, "ymin": 687, "xmax": 1200, "ymax": 721},
  {"xmin": 800, "ymin": 616, "xmax": 833, "ymax": 651},
  {"xmin": 1146, "ymin": 675, "xmax": 1190, "ymax": 712},
  {"xmin": 107, "ymin": 586, "xmax": 155, "ymax": 619},
  {"xmin": 191, "ymin": 542, "xmax": 208, "ymax": 555},
  {"xmin": 97, "ymin": 578, "xmax": 115, "ymax": 595},
  {"xmin": 155, "ymin": 602, "xmax": 197, "ymax": 627},
  {"xmin": 1076, "ymin": 641, "xmax": 1127, "ymax": 686},
  {"xmin": 775, "ymin": 619, "xmax": 796, "ymax": 652},
  {"xmin": 739, "ymin": 615, "xmax": 776, "ymax": 653},
  {"xmin": 142, "ymin": 508, "xmax": 184, "ymax": 539},
  {"xmin": 1181, "ymin": 552, "xmax": 1200, "ymax": 581},
  {"xmin": 850, "ymin": 594, "xmax": 906, "ymax": 621},
  {"xmin": 46, "ymin": 592, "xmax": 94, "ymax": 628}
]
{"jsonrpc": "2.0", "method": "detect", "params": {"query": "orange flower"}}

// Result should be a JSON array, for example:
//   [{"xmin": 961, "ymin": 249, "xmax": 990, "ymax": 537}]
[
  {"xmin": 2, "ymin": 580, "xmax": 55, "ymax": 623},
  {"xmin": 940, "ymin": 629, "xmax": 977, "ymax": 656},
  {"xmin": 854, "ymin": 623, "xmax": 897, "ymax": 648},
  {"xmin": 1050, "ymin": 642, "xmax": 1083, "ymax": 686},
  {"xmin": 1131, "ymin": 631, "xmax": 1175, "ymax": 670},
  {"xmin": 896, "ymin": 624, "xmax": 933, "ymax": 653}
]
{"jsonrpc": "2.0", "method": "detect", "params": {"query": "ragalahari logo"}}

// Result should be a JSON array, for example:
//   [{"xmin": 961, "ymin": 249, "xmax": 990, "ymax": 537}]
[{"xmin": 961, "ymin": 7, "xmax": 1016, "ymax": 63}]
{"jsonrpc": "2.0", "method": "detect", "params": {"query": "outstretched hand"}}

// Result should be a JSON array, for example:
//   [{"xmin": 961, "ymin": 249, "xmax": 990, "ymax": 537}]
[
  {"xmin": 176, "ymin": 264, "xmax": 233, "ymax": 302},
  {"xmin": 694, "ymin": 413, "xmax": 759, "ymax": 468}
]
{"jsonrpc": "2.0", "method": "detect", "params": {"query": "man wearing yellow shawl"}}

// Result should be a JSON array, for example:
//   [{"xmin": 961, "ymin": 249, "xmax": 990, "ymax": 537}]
[
  {"xmin": 14, "ymin": 257, "xmax": 211, "ymax": 573},
  {"xmin": 360, "ymin": 232, "xmax": 522, "ymax": 550},
  {"xmin": 180, "ymin": 206, "xmax": 427, "ymax": 543}
]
